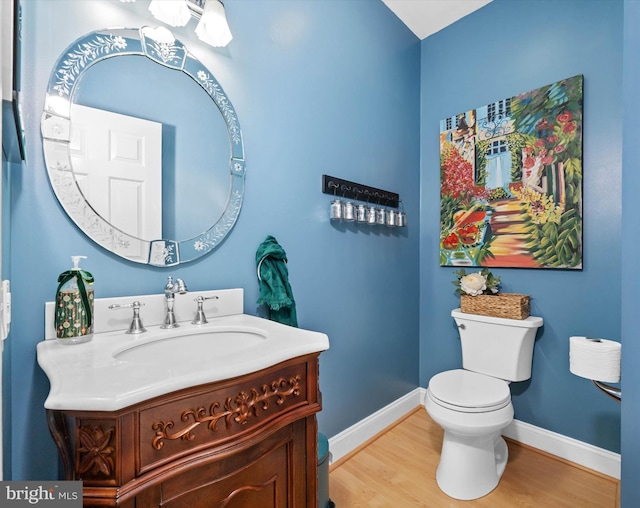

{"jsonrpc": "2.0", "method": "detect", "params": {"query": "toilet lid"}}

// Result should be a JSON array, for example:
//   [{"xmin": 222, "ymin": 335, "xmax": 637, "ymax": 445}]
[{"xmin": 428, "ymin": 370, "xmax": 511, "ymax": 411}]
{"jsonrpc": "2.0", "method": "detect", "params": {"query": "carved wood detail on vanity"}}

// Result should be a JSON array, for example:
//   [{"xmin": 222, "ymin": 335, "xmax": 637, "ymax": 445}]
[
  {"xmin": 151, "ymin": 374, "xmax": 302, "ymax": 450},
  {"xmin": 77, "ymin": 424, "xmax": 116, "ymax": 477},
  {"xmin": 46, "ymin": 354, "xmax": 321, "ymax": 508}
]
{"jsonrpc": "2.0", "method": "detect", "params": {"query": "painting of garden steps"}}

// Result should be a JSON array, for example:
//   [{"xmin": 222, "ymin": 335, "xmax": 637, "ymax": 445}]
[{"xmin": 439, "ymin": 74, "xmax": 583, "ymax": 269}]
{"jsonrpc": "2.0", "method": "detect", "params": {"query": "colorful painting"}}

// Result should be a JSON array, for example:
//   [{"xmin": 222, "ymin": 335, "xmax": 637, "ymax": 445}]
[{"xmin": 439, "ymin": 75, "xmax": 583, "ymax": 269}]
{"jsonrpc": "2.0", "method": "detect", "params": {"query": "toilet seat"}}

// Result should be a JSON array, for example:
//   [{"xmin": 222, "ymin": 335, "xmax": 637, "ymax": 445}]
[{"xmin": 428, "ymin": 369, "xmax": 511, "ymax": 413}]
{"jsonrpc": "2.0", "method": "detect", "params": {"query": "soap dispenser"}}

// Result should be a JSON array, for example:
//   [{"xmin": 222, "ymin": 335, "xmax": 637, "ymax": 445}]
[{"xmin": 55, "ymin": 256, "xmax": 94, "ymax": 344}]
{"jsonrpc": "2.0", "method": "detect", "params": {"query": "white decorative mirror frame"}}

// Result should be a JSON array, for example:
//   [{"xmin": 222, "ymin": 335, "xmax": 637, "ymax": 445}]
[{"xmin": 41, "ymin": 26, "xmax": 245, "ymax": 266}]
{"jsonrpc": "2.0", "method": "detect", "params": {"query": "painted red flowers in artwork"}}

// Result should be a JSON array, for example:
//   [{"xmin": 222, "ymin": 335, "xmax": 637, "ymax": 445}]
[
  {"xmin": 557, "ymin": 111, "xmax": 573, "ymax": 124},
  {"xmin": 441, "ymin": 143, "xmax": 488, "ymax": 206},
  {"xmin": 521, "ymin": 107, "xmax": 578, "ymax": 174},
  {"xmin": 523, "ymin": 156, "xmax": 536, "ymax": 169}
]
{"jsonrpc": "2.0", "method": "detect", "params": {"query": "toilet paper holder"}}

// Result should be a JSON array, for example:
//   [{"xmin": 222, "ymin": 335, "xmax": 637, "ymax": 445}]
[
  {"xmin": 592, "ymin": 380, "xmax": 621, "ymax": 402},
  {"xmin": 587, "ymin": 338, "xmax": 621, "ymax": 402}
]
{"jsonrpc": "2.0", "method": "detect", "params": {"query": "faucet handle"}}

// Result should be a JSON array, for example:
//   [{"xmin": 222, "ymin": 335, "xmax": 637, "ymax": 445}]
[
  {"xmin": 108, "ymin": 301, "xmax": 147, "ymax": 334},
  {"xmin": 192, "ymin": 295, "xmax": 219, "ymax": 325}
]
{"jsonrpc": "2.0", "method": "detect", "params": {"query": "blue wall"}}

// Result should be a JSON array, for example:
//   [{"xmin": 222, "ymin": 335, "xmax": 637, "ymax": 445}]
[
  {"xmin": 420, "ymin": 0, "xmax": 622, "ymax": 453},
  {"xmin": 9, "ymin": 0, "xmax": 420, "ymax": 479},
  {"xmin": 622, "ymin": 1, "xmax": 640, "ymax": 505}
]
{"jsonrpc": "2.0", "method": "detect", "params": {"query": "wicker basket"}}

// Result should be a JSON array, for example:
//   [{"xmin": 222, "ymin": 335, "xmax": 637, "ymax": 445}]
[{"xmin": 460, "ymin": 293, "xmax": 530, "ymax": 320}]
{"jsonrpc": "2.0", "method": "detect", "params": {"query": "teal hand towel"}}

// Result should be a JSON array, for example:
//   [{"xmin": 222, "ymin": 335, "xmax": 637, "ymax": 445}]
[{"xmin": 256, "ymin": 235, "xmax": 298, "ymax": 327}]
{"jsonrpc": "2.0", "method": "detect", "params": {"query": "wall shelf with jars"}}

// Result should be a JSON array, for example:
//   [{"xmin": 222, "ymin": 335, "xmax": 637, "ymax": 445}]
[{"xmin": 322, "ymin": 174, "xmax": 406, "ymax": 228}]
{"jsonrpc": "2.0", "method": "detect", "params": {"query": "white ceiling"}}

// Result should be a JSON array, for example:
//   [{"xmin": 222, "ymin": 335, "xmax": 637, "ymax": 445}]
[{"xmin": 381, "ymin": 0, "xmax": 493, "ymax": 40}]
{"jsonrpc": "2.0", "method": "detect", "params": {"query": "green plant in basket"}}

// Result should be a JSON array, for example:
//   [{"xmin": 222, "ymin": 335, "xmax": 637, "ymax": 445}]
[{"xmin": 453, "ymin": 268, "xmax": 501, "ymax": 296}]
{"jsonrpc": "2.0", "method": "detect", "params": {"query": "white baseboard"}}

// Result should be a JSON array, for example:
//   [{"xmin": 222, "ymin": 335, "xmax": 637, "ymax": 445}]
[
  {"xmin": 502, "ymin": 417, "xmax": 621, "ymax": 479},
  {"xmin": 328, "ymin": 387, "xmax": 621, "ymax": 480},
  {"xmin": 328, "ymin": 388, "xmax": 423, "ymax": 465}
]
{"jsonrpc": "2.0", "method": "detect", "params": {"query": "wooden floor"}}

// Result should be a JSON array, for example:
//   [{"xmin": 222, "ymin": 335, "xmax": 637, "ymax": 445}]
[{"xmin": 329, "ymin": 409, "xmax": 619, "ymax": 507}]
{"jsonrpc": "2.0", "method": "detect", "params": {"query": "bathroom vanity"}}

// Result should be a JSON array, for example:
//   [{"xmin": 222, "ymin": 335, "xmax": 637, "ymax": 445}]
[
  {"xmin": 47, "ymin": 354, "xmax": 321, "ymax": 507},
  {"xmin": 38, "ymin": 289, "xmax": 329, "ymax": 507}
]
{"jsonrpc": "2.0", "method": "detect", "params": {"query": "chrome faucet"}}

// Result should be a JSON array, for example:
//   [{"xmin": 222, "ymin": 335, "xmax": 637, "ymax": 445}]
[{"xmin": 161, "ymin": 276, "xmax": 188, "ymax": 329}]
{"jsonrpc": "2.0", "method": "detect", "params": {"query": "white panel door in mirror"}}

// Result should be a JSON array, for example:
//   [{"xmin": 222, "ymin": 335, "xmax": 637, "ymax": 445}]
[{"xmin": 69, "ymin": 104, "xmax": 162, "ymax": 261}]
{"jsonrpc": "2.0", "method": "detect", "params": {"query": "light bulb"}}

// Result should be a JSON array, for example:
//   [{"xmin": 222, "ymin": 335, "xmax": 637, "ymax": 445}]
[
  {"xmin": 148, "ymin": 0, "xmax": 191, "ymax": 27},
  {"xmin": 195, "ymin": 0, "xmax": 233, "ymax": 47}
]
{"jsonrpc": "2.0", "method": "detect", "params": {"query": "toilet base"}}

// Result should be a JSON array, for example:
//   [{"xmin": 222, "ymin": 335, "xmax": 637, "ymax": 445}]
[
  {"xmin": 436, "ymin": 430, "xmax": 508, "ymax": 500},
  {"xmin": 425, "ymin": 388, "xmax": 514, "ymax": 500}
]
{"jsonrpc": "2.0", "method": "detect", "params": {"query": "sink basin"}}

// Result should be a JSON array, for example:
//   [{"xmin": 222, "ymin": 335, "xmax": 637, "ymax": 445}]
[
  {"xmin": 37, "ymin": 313, "xmax": 329, "ymax": 411},
  {"xmin": 114, "ymin": 327, "xmax": 267, "ymax": 364}
]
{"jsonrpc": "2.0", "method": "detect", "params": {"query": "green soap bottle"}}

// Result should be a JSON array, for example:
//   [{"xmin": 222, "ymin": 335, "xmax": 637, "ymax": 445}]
[{"xmin": 54, "ymin": 256, "xmax": 95, "ymax": 344}]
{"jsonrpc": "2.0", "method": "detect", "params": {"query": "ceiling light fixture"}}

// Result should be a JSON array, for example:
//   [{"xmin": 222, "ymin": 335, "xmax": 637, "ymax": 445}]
[{"xmin": 146, "ymin": 0, "xmax": 232, "ymax": 47}]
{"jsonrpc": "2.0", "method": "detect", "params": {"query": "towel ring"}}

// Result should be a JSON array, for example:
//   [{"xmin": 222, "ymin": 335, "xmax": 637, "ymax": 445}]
[
  {"xmin": 256, "ymin": 256, "xmax": 287, "ymax": 282},
  {"xmin": 257, "ymin": 257, "xmax": 265, "ymax": 281}
]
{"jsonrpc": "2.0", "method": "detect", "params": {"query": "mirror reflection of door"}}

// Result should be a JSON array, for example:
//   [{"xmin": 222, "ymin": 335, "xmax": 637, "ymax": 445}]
[
  {"xmin": 71, "ymin": 54, "xmax": 230, "ymax": 242},
  {"xmin": 69, "ymin": 104, "xmax": 163, "ymax": 257}
]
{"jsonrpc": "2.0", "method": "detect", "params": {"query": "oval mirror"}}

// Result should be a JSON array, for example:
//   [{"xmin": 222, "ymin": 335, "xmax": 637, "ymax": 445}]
[{"xmin": 41, "ymin": 27, "xmax": 245, "ymax": 266}]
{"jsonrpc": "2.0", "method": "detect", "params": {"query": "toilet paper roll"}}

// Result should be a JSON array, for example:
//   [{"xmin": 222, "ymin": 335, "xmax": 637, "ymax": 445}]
[{"xmin": 569, "ymin": 336, "xmax": 621, "ymax": 382}]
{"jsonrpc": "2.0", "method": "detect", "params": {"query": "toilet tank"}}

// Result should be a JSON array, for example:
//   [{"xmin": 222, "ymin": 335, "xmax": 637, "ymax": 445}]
[{"xmin": 452, "ymin": 309, "xmax": 543, "ymax": 382}]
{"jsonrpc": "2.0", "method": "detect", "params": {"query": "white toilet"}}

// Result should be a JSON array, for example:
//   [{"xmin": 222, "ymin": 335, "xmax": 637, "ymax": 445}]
[{"xmin": 425, "ymin": 308, "xmax": 543, "ymax": 500}]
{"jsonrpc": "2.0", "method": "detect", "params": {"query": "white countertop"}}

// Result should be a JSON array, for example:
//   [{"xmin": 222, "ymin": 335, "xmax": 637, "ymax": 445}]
[{"xmin": 37, "ymin": 313, "xmax": 329, "ymax": 412}]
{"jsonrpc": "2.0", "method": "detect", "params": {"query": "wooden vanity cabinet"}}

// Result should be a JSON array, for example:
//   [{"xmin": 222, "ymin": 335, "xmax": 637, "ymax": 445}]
[{"xmin": 46, "ymin": 354, "xmax": 322, "ymax": 508}]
